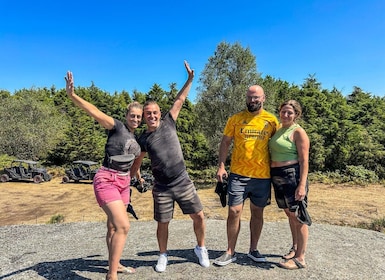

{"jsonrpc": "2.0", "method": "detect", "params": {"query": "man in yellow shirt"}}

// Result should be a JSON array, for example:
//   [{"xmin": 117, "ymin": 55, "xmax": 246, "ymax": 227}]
[{"xmin": 214, "ymin": 85, "xmax": 279, "ymax": 266}]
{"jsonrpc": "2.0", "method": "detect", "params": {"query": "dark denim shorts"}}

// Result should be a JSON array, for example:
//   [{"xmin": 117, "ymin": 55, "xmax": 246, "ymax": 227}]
[
  {"xmin": 227, "ymin": 173, "xmax": 271, "ymax": 207},
  {"xmin": 270, "ymin": 163, "xmax": 308, "ymax": 211}
]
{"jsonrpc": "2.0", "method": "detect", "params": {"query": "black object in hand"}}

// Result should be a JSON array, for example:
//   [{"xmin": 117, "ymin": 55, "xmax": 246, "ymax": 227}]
[
  {"xmin": 295, "ymin": 200, "xmax": 312, "ymax": 226},
  {"xmin": 127, "ymin": 204, "xmax": 139, "ymax": 220},
  {"xmin": 126, "ymin": 188, "xmax": 139, "ymax": 220},
  {"xmin": 131, "ymin": 173, "xmax": 154, "ymax": 193},
  {"xmin": 215, "ymin": 178, "xmax": 228, "ymax": 207}
]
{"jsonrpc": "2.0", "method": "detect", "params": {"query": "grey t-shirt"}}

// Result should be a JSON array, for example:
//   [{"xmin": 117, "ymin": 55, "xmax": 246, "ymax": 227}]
[
  {"xmin": 138, "ymin": 112, "xmax": 188, "ymax": 186},
  {"xmin": 102, "ymin": 118, "xmax": 141, "ymax": 171}
]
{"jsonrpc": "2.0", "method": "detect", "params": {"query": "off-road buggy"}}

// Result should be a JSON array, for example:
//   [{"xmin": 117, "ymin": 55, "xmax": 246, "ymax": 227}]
[
  {"xmin": 0, "ymin": 159, "xmax": 52, "ymax": 183},
  {"xmin": 62, "ymin": 160, "xmax": 99, "ymax": 183}
]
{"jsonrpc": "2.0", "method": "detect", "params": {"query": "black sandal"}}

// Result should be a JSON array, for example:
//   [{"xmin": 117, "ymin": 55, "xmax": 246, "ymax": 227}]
[
  {"xmin": 282, "ymin": 247, "xmax": 296, "ymax": 260},
  {"xmin": 279, "ymin": 257, "xmax": 306, "ymax": 269}
]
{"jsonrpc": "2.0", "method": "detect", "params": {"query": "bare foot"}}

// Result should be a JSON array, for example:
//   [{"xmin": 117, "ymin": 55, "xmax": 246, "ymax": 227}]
[
  {"xmin": 106, "ymin": 272, "xmax": 118, "ymax": 280},
  {"xmin": 117, "ymin": 264, "xmax": 136, "ymax": 274}
]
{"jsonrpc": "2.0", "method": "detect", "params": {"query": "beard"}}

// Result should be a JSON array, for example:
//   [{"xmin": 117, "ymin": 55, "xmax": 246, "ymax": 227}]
[{"xmin": 247, "ymin": 101, "xmax": 262, "ymax": 112}]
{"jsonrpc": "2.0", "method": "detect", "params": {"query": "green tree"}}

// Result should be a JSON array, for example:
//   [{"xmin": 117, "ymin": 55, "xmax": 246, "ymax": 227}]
[
  {"xmin": 195, "ymin": 41, "xmax": 260, "ymax": 156},
  {"xmin": 0, "ymin": 89, "xmax": 68, "ymax": 161},
  {"xmin": 259, "ymin": 75, "xmax": 301, "ymax": 115},
  {"xmin": 346, "ymin": 87, "xmax": 385, "ymax": 177},
  {"xmin": 47, "ymin": 86, "xmax": 110, "ymax": 165},
  {"xmin": 0, "ymin": 90, "xmax": 11, "ymax": 99}
]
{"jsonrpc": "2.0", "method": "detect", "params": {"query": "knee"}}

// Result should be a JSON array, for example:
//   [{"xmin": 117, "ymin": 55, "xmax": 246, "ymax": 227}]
[
  {"xmin": 116, "ymin": 222, "xmax": 130, "ymax": 235},
  {"xmin": 287, "ymin": 211, "xmax": 298, "ymax": 222},
  {"xmin": 122, "ymin": 222, "xmax": 130, "ymax": 234},
  {"xmin": 250, "ymin": 204, "xmax": 263, "ymax": 217},
  {"xmin": 284, "ymin": 210, "xmax": 292, "ymax": 218},
  {"xmin": 190, "ymin": 211, "xmax": 205, "ymax": 222},
  {"xmin": 228, "ymin": 206, "xmax": 242, "ymax": 218},
  {"xmin": 157, "ymin": 221, "xmax": 170, "ymax": 232}
]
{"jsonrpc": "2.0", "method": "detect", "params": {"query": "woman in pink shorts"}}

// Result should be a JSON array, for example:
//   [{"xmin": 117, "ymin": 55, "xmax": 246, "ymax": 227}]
[{"xmin": 65, "ymin": 72, "xmax": 142, "ymax": 280}]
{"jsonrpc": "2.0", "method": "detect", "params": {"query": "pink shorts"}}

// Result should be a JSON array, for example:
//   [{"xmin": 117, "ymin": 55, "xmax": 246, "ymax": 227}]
[{"xmin": 93, "ymin": 167, "xmax": 131, "ymax": 207}]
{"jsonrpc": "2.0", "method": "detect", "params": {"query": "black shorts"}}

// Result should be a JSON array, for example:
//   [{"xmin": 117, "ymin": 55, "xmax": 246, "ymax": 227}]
[{"xmin": 270, "ymin": 163, "xmax": 308, "ymax": 211}]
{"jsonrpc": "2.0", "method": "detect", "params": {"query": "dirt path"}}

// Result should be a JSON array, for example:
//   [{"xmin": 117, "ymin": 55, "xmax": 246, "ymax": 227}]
[{"xmin": 0, "ymin": 178, "xmax": 384, "ymax": 228}]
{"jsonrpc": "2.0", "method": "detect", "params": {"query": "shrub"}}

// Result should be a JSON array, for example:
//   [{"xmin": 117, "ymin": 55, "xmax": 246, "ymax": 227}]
[
  {"xmin": 47, "ymin": 166, "xmax": 66, "ymax": 178},
  {"xmin": 356, "ymin": 217, "xmax": 385, "ymax": 233},
  {"xmin": 0, "ymin": 154, "xmax": 15, "ymax": 169},
  {"xmin": 48, "ymin": 214, "xmax": 65, "ymax": 224},
  {"xmin": 344, "ymin": 165, "xmax": 378, "ymax": 185},
  {"xmin": 308, "ymin": 166, "xmax": 379, "ymax": 185},
  {"xmin": 187, "ymin": 167, "xmax": 217, "ymax": 189},
  {"xmin": 308, "ymin": 170, "xmax": 349, "ymax": 184}
]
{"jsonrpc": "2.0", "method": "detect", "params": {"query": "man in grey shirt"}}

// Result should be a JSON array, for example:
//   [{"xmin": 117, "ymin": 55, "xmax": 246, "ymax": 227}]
[{"xmin": 131, "ymin": 61, "xmax": 209, "ymax": 273}]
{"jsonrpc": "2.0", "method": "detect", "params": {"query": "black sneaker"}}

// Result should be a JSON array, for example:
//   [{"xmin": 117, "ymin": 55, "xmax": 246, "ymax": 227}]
[
  {"xmin": 247, "ymin": 250, "xmax": 266, "ymax": 262},
  {"xmin": 213, "ymin": 252, "xmax": 236, "ymax": 266}
]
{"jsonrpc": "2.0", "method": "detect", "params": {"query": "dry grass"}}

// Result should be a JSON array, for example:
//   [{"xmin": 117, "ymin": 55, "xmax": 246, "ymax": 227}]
[{"xmin": 0, "ymin": 178, "xmax": 384, "ymax": 229}]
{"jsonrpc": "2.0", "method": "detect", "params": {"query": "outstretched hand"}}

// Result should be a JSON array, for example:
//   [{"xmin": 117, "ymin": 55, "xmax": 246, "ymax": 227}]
[
  {"xmin": 64, "ymin": 71, "xmax": 75, "ymax": 96},
  {"xmin": 184, "ymin": 60, "xmax": 194, "ymax": 80}
]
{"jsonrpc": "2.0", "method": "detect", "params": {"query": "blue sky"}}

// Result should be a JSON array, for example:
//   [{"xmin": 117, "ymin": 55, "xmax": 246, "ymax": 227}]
[{"xmin": 1, "ymin": 0, "xmax": 384, "ymax": 102}]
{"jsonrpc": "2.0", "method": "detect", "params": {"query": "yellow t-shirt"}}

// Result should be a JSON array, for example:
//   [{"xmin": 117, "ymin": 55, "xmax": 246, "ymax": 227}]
[{"xmin": 223, "ymin": 109, "xmax": 279, "ymax": 178}]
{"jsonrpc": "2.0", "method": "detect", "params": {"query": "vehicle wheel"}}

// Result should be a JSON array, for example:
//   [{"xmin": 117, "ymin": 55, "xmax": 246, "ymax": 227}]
[
  {"xmin": 45, "ymin": 174, "xmax": 52, "ymax": 181},
  {"xmin": 0, "ymin": 174, "xmax": 9, "ymax": 183},
  {"xmin": 33, "ymin": 174, "xmax": 43, "ymax": 184},
  {"xmin": 62, "ymin": 176, "xmax": 70, "ymax": 183}
]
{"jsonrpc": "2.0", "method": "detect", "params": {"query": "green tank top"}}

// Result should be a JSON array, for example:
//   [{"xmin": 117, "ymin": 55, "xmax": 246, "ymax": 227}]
[{"xmin": 269, "ymin": 124, "xmax": 300, "ymax": 162}]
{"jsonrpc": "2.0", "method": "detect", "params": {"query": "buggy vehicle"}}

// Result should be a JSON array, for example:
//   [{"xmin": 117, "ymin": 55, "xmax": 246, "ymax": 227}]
[
  {"xmin": 62, "ymin": 160, "xmax": 99, "ymax": 183},
  {"xmin": 0, "ymin": 159, "xmax": 52, "ymax": 183}
]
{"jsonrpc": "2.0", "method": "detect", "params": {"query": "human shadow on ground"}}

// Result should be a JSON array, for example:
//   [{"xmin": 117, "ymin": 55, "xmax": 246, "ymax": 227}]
[
  {"xmin": 0, "ymin": 255, "xmax": 110, "ymax": 280},
  {"xmin": 0, "ymin": 250, "xmax": 284, "ymax": 279},
  {"xmin": 210, "ymin": 250, "xmax": 282, "ymax": 269},
  {"xmin": 135, "ymin": 249, "xmax": 281, "ymax": 270}
]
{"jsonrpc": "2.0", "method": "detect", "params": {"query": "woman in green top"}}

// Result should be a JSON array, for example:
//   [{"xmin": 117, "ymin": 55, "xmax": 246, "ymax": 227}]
[{"xmin": 269, "ymin": 100, "xmax": 310, "ymax": 270}]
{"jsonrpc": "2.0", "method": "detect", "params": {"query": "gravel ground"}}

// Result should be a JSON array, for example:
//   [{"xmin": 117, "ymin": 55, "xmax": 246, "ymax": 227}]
[{"xmin": 0, "ymin": 219, "xmax": 384, "ymax": 280}]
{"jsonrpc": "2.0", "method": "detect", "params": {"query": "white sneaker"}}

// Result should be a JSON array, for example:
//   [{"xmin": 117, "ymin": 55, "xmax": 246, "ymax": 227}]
[
  {"xmin": 155, "ymin": 253, "xmax": 168, "ymax": 272},
  {"xmin": 213, "ymin": 252, "xmax": 236, "ymax": 266},
  {"xmin": 194, "ymin": 245, "xmax": 210, "ymax": 267}
]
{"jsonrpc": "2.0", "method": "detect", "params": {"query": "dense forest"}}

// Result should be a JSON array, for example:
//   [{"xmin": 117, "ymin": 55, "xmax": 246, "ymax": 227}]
[{"xmin": 1, "ymin": 42, "xmax": 385, "ymax": 182}]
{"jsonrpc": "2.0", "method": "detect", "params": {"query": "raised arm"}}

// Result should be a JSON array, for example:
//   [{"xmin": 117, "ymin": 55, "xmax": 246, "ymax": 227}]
[
  {"xmin": 169, "ymin": 61, "xmax": 194, "ymax": 120},
  {"xmin": 65, "ymin": 71, "xmax": 114, "ymax": 130}
]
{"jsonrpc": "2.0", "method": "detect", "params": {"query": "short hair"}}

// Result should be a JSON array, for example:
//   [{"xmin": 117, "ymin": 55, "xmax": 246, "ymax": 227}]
[
  {"xmin": 143, "ymin": 99, "xmax": 158, "ymax": 108},
  {"xmin": 126, "ymin": 101, "xmax": 143, "ymax": 115},
  {"xmin": 279, "ymin": 100, "xmax": 302, "ymax": 120}
]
